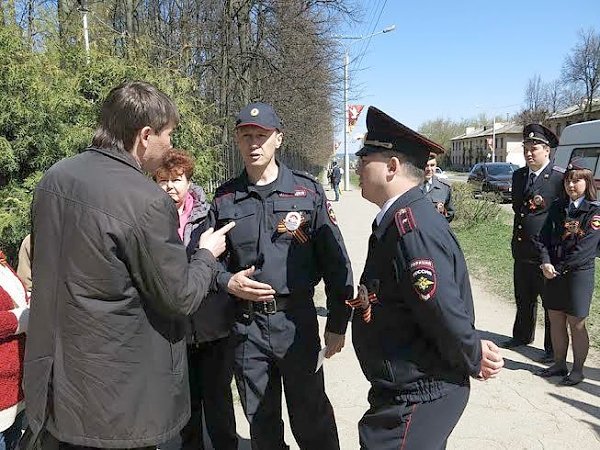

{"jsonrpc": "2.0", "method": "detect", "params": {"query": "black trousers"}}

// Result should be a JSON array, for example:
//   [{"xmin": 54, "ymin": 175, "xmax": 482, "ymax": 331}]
[
  {"xmin": 358, "ymin": 385, "xmax": 470, "ymax": 450},
  {"xmin": 513, "ymin": 260, "xmax": 553, "ymax": 352},
  {"xmin": 233, "ymin": 307, "xmax": 339, "ymax": 450},
  {"xmin": 180, "ymin": 337, "xmax": 237, "ymax": 450}
]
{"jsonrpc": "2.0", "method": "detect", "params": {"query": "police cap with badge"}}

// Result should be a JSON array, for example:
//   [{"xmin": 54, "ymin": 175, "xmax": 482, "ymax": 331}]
[
  {"xmin": 523, "ymin": 123, "xmax": 558, "ymax": 148},
  {"xmin": 236, "ymin": 102, "xmax": 283, "ymax": 131},
  {"xmin": 356, "ymin": 107, "xmax": 445, "ymax": 167}
]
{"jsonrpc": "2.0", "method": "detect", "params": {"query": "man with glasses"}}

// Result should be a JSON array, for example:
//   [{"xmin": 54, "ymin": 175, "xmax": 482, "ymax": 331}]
[{"xmin": 503, "ymin": 124, "xmax": 562, "ymax": 362}]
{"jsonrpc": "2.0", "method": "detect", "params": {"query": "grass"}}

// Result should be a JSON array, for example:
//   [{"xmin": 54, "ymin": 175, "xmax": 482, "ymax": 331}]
[{"xmin": 453, "ymin": 217, "xmax": 600, "ymax": 349}]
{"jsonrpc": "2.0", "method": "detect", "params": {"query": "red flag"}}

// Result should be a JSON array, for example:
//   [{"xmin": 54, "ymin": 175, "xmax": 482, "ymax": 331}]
[{"xmin": 346, "ymin": 105, "xmax": 364, "ymax": 133}]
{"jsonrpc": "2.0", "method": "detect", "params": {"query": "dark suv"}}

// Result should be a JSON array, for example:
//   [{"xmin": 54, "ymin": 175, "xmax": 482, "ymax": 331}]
[{"xmin": 467, "ymin": 162, "xmax": 519, "ymax": 202}]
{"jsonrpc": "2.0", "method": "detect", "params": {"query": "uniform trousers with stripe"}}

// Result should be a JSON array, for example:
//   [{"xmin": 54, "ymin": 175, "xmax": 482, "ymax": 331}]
[{"xmin": 358, "ymin": 384, "xmax": 470, "ymax": 450}]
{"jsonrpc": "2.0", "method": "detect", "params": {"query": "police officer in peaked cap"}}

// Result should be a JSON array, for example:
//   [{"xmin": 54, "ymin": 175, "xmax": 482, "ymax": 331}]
[
  {"xmin": 503, "ymin": 123, "xmax": 563, "ymax": 362},
  {"xmin": 210, "ymin": 102, "xmax": 354, "ymax": 449},
  {"xmin": 351, "ymin": 106, "xmax": 503, "ymax": 449}
]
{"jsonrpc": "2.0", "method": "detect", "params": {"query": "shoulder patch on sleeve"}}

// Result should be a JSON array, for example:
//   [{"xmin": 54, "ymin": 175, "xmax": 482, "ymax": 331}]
[
  {"xmin": 409, "ymin": 259, "xmax": 437, "ymax": 301},
  {"xmin": 395, "ymin": 208, "xmax": 416, "ymax": 235},
  {"xmin": 552, "ymin": 165, "xmax": 566, "ymax": 174},
  {"xmin": 590, "ymin": 215, "xmax": 600, "ymax": 230}
]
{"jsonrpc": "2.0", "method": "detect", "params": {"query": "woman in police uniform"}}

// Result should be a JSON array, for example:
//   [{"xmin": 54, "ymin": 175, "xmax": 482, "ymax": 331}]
[{"xmin": 535, "ymin": 165, "xmax": 600, "ymax": 386}]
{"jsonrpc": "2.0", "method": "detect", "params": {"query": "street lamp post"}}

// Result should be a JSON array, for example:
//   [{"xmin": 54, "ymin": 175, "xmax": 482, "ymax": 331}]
[{"xmin": 338, "ymin": 25, "xmax": 395, "ymax": 191}]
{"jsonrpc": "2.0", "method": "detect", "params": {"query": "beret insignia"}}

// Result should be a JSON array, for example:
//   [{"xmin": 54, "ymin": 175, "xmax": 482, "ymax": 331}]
[{"xmin": 410, "ymin": 259, "xmax": 436, "ymax": 301}]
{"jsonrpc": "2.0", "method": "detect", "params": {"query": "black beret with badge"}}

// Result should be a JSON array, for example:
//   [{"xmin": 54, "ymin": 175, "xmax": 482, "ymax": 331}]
[
  {"xmin": 236, "ymin": 102, "xmax": 283, "ymax": 131},
  {"xmin": 355, "ymin": 106, "xmax": 445, "ymax": 168},
  {"xmin": 523, "ymin": 123, "xmax": 558, "ymax": 148}
]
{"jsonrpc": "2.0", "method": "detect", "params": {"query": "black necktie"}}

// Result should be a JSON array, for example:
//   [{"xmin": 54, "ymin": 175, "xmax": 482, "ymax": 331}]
[
  {"xmin": 568, "ymin": 202, "xmax": 577, "ymax": 217},
  {"xmin": 525, "ymin": 172, "xmax": 536, "ymax": 193},
  {"xmin": 372, "ymin": 219, "xmax": 377, "ymax": 233}
]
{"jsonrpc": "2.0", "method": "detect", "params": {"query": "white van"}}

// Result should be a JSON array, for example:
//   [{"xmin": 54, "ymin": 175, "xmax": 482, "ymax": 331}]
[{"xmin": 554, "ymin": 120, "xmax": 600, "ymax": 185}]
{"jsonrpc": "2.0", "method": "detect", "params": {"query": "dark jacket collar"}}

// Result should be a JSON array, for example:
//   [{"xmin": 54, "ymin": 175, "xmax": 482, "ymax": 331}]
[
  {"xmin": 85, "ymin": 147, "xmax": 143, "ymax": 174},
  {"xmin": 374, "ymin": 186, "xmax": 423, "ymax": 239}
]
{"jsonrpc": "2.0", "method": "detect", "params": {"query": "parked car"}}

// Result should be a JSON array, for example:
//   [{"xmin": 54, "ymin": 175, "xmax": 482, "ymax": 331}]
[
  {"xmin": 435, "ymin": 167, "xmax": 449, "ymax": 179},
  {"xmin": 553, "ymin": 119, "xmax": 600, "ymax": 196},
  {"xmin": 467, "ymin": 162, "xmax": 519, "ymax": 202}
]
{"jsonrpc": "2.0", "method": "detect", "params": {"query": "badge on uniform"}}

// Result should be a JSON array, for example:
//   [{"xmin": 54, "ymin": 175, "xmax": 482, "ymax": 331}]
[
  {"xmin": 562, "ymin": 220, "xmax": 584, "ymax": 240},
  {"xmin": 346, "ymin": 283, "xmax": 378, "ymax": 323},
  {"xmin": 409, "ymin": 259, "xmax": 437, "ymax": 301},
  {"xmin": 435, "ymin": 202, "xmax": 447, "ymax": 216},
  {"xmin": 326, "ymin": 201, "xmax": 338, "ymax": 225},
  {"xmin": 528, "ymin": 194, "xmax": 545, "ymax": 211},
  {"xmin": 277, "ymin": 211, "xmax": 309, "ymax": 243},
  {"xmin": 591, "ymin": 215, "xmax": 600, "ymax": 231}
]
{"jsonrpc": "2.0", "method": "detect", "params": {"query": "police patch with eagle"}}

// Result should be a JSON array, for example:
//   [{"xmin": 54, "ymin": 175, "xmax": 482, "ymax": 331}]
[{"xmin": 409, "ymin": 259, "xmax": 437, "ymax": 301}]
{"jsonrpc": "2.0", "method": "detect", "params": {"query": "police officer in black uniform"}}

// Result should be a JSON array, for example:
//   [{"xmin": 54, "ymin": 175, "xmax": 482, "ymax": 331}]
[
  {"xmin": 211, "ymin": 102, "xmax": 354, "ymax": 450},
  {"xmin": 504, "ymin": 124, "xmax": 562, "ymax": 361},
  {"xmin": 350, "ymin": 106, "xmax": 503, "ymax": 449},
  {"xmin": 423, "ymin": 153, "xmax": 455, "ymax": 222}
]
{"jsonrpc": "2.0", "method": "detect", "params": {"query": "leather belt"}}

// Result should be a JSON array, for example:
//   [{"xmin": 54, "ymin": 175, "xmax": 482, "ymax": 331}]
[{"xmin": 249, "ymin": 296, "xmax": 292, "ymax": 315}]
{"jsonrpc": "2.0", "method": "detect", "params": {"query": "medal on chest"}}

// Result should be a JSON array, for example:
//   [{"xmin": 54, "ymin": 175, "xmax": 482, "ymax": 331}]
[
  {"xmin": 528, "ymin": 194, "xmax": 545, "ymax": 211},
  {"xmin": 277, "ymin": 211, "xmax": 309, "ymax": 243},
  {"xmin": 562, "ymin": 219, "xmax": 584, "ymax": 240}
]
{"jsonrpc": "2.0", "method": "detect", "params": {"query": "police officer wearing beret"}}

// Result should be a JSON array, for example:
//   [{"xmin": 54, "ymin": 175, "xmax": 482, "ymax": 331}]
[
  {"xmin": 351, "ymin": 107, "xmax": 503, "ymax": 449},
  {"xmin": 504, "ymin": 124, "xmax": 563, "ymax": 361},
  {"xmin": 423, "ymin": 153, "xmax": 455, "ymax": 222},
  {"xmin": 211, "ymin": 102, "xmax": 354, "ymax": 449}
]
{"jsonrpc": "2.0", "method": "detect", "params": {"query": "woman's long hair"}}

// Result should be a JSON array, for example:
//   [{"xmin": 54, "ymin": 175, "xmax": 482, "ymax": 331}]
[{"xmin": 564, "ymin": 167, "xmax": 597, "ymax": 201}]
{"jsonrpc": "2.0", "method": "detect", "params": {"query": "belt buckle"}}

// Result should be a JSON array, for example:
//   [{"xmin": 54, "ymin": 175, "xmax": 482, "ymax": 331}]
[{"xmin": 263, "ymin": 299, "xmax": 277, "ymax": 314}]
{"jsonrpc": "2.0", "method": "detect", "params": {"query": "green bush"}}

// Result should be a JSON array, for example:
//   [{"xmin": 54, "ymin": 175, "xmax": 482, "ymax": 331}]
[{"xmin": 451, "ymin": 182, "xmax": 502, "ymax": 228}]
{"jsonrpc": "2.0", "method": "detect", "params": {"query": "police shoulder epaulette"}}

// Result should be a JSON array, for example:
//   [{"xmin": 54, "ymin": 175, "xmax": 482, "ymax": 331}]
[
  {"xmin": 214, "ymin": 178, "xmax": 237, "ymax": 198},
  {"xmin": 438, "ymin": 178, "xmax": 451, "ymax": 187},
  {"xmin": 292, "ymin": 169, "xmax": 317, "ymax": 183},
  {"xmin": 552, "ymin": 165, "xmax": 566, "ymax": 174},
  {"xmin": 394, "ymin": 207, "xmax": 417, "ymax": 235},
  {"xmin": 590, "ymin": 200, "xmax": 600, "ymax": 207}
]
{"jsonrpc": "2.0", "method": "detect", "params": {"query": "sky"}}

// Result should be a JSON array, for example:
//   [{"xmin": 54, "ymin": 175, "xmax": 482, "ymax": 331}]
[{"xmin": 335, "ymin": 0, "xmax": 600, "ymax": 154}]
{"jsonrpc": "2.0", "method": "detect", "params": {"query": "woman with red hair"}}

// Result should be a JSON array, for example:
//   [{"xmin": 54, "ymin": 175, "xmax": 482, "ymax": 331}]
[
  {"xmin": 155, "ymin": 149, "xmax": 237, "ymax": 450},
  {"xmin": 0, "ymin": 249, "xmax": 29, "ymax": 450}
]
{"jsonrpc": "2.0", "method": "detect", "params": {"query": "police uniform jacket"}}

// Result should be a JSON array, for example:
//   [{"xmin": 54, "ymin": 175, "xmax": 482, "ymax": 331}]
[
  {"xmin": 211, "ymin": 162, "xmax": 353, "ymax": 334},
  {"xmin": 423, "ymin": 177, "xmax": 455, "ymax": 222},
  {"xmin": 352, "ymin": 186, "xmax": 481, "ymax": 403},
  {"xmin": 511, "ymin": 163, "xmax": 564, "ymax": 262},
  {"xmin": 534, "ymin": 198, "xmax": 600, "ymax": 273}
]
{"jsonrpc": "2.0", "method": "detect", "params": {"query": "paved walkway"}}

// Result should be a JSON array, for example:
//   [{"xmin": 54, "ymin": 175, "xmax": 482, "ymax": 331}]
[{"xmin": 232, "ymin": 187, "xmax": 600, "ymax": 449}]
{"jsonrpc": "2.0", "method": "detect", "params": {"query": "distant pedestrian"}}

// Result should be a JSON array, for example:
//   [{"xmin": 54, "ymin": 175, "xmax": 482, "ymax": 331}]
[
  {"xmin": 503, "ymin": 124, "xmax": 562, "ymax": 363},
  {"xmin": 329, "ymin": 160, "xmax": 342, "ymax": 201},
  {"xmin": 534, "ymin": 163, "xmax": 598, "ymax": 386},
  {"xmin": 422, "ymin": 153, "xmax": 454, "ymax": 222},
  {"xmin": 352, "ymin": 107, "xmax": 503, "ymax": 449}
]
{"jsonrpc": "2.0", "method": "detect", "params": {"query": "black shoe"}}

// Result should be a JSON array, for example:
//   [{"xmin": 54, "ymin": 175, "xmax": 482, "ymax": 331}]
[
  {"xmin": 501, "ymin": 338, "xmax": 527, "ymax": 349},
  {"xmin": 539, "ymin": 351, "xmax": 554, "ymax": 364},
  {"xmin": 559, "ymin": 372, "xmax": 584, "ymax": 386},
  {"xmin": 535, "ymin": 366, "xmax": 568, "ymax": 378}
]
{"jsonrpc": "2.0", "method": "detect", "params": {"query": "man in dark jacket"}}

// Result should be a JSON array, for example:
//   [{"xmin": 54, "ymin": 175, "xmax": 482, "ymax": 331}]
[
  {"xmin": 24, "ymin": 81, "xmax": 234, "ymax": 449},
  {"xmin": 503, "ymin": 124, "xmax": 563, "ymax": 362},
  {"xmin": 352, "ymin": 107, "xmax": 503, "ymax": 449}
]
